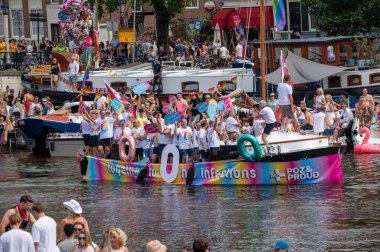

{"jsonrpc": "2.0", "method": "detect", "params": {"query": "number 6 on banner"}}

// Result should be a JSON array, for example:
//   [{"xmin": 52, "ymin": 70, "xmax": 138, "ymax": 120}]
[{"xmin": 160, "ymin": 144, "xmax": 180, "ymax": 183}]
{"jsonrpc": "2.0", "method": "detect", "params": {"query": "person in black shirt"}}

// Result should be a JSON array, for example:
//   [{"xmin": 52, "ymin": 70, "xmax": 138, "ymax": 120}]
[
  {"xmin": 152, "ymin": 57, "xmax": 163, "ymax": 92},
  {"xmin": 189, "ymin": 92, "xmax": 201, "ymax": 118},
  {"xmin": 158, "ymin": 46, "xmax": 167, "ymax": 62},
  {"xmin": 215, "ymin": 82, "xmax": 227, "ymax": 98}
]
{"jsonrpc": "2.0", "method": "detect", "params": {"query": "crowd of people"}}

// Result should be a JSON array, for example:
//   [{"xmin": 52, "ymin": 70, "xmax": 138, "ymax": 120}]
[
  {"xmin": 0, "ymin": 32, "xmax": 247, "ymax": 71},
  {"xmin": 0, "ymin": 195, "xmax": 289, "ymax": 252}
]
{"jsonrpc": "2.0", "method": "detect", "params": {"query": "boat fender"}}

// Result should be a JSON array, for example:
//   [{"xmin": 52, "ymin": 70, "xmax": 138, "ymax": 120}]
[
  {"xmin": 49, "ymin": 140, "xmax": 54, "ymax": 151},
  {"xmin": 136, "ymin": 168, "xmax": 148, "ymax": 184},
  {"xmin": 186, "ymin": 165, "xmax": 195, "ymax": 185},
  {"xmin": 237, "ymin": 134, "xmax": 262, "ymax": 162},
  {"xmin": 119, "ymin": 136, "xmax": 136, "ymax": 162},
  {"xmin": 16, "ymin": 135, "xmax": 27, "ymax": 150},
  {"xmin": 80, "ymin": 156, "xmax": 88, "ymax": 176},
  {"xmin": 15, "ymin": 129, "xmax": 29, "ymax": 150}
]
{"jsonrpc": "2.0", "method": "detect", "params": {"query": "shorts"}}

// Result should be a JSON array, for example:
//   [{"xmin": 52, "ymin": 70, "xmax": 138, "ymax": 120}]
[
  {"xmin": 136, "ymin": 148, "xmax": 144, "ymax": 159},
  {"xmin": 68, "ymin": 75, "xmax": 77, "ymax": 83},
  {"xmin": 153, "ymin": 147, "xmax": 159, "ymax": 155},
  {"xmin": 298, "ymin": 119, "xmax": 305, "ymax": 125},
  {"xmin": 83, "ymin": 134, "xmax": 90, "ymax": 146},
  {"xmin": 263, "ymin": 123, "xmax": 275, "ymax": 135},
  {"xmin": 159, "ymin": 144, "xmax": 166, "ymax": 157},
  {"xmin": 144, "ymin": 148, "xmax": 153, "ymax": 158},
  {"xmin": 179, "ymin": 148, "xmax": 194, "ymax": 157},
  {"xmin": 199, "ymin": 149, "xmax": 208, "ymax": 159},
  {"xmin": 301, "ymin": 124, "xmax": 313, "ymax": 131},
  {"xmin": 99, "ymin": 138, "xmax": 111, "ymax": 147},
  {"xmin": 280, "ymin": 105, "xmax": 294, "ymax": 119},
  {"xmin": 322, "ymin": 128, "xmax": 334, "ymax": 136},
  {"xmin": 89, "ymin": 135, "xmax": 99, "ymax": 147},
  {"xmin": 193, "ymin": 147, "xmax": 199, "ymax": 161}
]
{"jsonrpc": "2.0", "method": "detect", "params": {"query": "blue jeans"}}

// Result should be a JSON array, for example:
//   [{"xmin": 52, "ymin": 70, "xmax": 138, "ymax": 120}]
[{"xmin": 143, "ymin": 148, "xmax": 153, "ymax": 158}]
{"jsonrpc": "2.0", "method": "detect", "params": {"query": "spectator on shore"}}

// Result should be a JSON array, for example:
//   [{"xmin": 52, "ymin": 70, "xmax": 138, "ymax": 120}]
[
  {"xmin": 193, "ymin": 238, "xmax": 210, "ymax": 252},
  {"xmin": 72, "ymin": 230, "xmax": 94, "ymax": 252},
  {"xmin": 31, "ymin": 202, "xmax": 57, "ymax": 252},
  {"xmin": 61, "ymin": 200, "xmax": 90, "ymax": 234},
  {"xmin": 100, "ymin": 228, "xmax": 128, "ymax": 252},
  {"xmin": 272, "ymin": 240, "xmax": 289, "ymax": 252},
  {"xmin": 146, "ymin": 240, "xmax": 167, "ymax": 252},
  {"xmin": 0, "ymin": 214, "xmax": 35, "ymax": 252},
  {"xmin": 57, "ymin": 224, "xmax": 75, "ymax": 252}
]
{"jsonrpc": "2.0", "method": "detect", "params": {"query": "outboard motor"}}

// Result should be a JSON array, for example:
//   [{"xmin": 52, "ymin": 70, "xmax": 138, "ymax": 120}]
[
  {"xmin": 345, "ymin": 118, "xmax": 359, "ymax": 150},
  {"xmin": 16, "ymin": 129, "xmax": 29, "ymax": 150}
]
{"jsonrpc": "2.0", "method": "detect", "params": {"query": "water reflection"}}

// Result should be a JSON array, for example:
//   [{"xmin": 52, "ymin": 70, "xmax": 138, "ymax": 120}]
[{"xmin": 0, "ymin": 152, "xmax": 379, "ymax": 251}]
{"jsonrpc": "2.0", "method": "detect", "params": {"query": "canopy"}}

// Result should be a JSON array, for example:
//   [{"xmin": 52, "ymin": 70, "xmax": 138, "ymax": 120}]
[
  {"xmin": 265, "ymin": 50, "xmax": 350, "ymax": 84},
  {"xmin": 211, "ymin": 7, "xmax": 274, "ymax": 29}
]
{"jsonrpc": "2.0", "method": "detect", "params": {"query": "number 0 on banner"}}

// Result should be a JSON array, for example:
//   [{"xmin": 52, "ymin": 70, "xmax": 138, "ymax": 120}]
[{"xmin": 160, "ymin": 144, "xmax": 180, "ymax": 183}]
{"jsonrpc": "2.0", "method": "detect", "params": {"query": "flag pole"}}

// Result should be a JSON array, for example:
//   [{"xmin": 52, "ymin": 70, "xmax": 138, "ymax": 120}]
[{"xmin": 260, "ymin": 0, "xmax": 266, "ymax": 101}]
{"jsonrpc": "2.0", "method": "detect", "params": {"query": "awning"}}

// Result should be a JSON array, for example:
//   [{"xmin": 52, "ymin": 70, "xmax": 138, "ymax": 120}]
[
  {"xmin": 211, "ymin": 7, "xmax": 274, "ymax": 29},
  {"xmin": 265, "ymin": 50, "xmax": 350, "ymax": 85}
]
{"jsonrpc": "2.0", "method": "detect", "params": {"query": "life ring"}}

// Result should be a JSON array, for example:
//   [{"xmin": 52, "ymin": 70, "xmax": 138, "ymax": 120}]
[
  {"xmin": 237, "ymin": 134, "xmax": 262, "ymax": 162},
  {"xmin": 119, "ymin": 135, "xmax": 136, "ymax": 162}
]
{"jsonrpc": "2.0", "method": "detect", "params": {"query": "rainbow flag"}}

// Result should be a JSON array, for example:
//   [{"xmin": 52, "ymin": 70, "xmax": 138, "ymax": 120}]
[
  {"xmin": 159, "ymin": 98, "xmax": 167, "ymax": 106},
  {"xmin": 81, "ymin": 59, "xmax": 91, "ymax": 88},
  {"xmin": 208, "ymin": 87, "xmax": 216, "ymax": 95},
  {"xmin": 231, "ymin": 76, "xmax": 237, "ymax": 84},
  {"xmin": 220, "ymin": 82, "xmax": 227, "ymax": 91},
  {"xmin": 273, "ymin": 0, "xmax": 286, "ymax": 31},
  {"xmin": 1, "ymin": 117, "xmax": 13, "ymax": 145},
  {"xmin": 82, "ymin": 86, "xmax": 91, "ymax": 95},
  {"xmin": 185, "ymin": 96, "xmax": 192, "ymax": 104},
  {"xmin": 197, "ymin": 92, "xmax": 203, "ymax": 99},
  {"xmin": 95, "ymin": 91, "xmax": 102, "ymax": 99},
  {"xmin": 107, "ymin": 95, "xmax": 113, "ymax": 104}
]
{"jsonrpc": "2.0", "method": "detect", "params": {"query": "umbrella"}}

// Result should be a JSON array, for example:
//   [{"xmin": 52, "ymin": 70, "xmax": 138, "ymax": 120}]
[{"xmin": 213, "ymin": 23, "xmax": 221, "ymax": 43}]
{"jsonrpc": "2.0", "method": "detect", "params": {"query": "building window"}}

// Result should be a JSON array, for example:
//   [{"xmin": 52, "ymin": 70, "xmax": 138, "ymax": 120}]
[
  {"xmin": 11, "ymin": 10, "xmax": 25, "ymax": 38},
  {"xmin": 182, "ymin": 81, "xmax": 199, "ymax": 92},
  {"xmin": 347, "ymin": 75, "xmax": 362, "ymax": 87},
  {"xmin": 51, "ymin": 0, "xmax": 59, "ymax": 4},
  {"xmin": 30, "ymin": 9, "xmax": 45, "ymax": 37},
  {"xmin": 328, "ymin": 76, "xmax": 341, "ymax": 89},
  {"xmin": 185, "ymin": 0, "xmax": 199, "ymax": 8}
]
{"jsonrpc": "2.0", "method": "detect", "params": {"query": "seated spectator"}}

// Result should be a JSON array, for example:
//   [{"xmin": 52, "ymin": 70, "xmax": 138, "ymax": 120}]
[{"xmin": 198, "ymin": 52, "xmax": 210, "ymax": 69}]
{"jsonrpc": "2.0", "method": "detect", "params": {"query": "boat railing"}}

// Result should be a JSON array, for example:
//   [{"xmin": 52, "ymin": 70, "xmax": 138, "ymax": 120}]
[{"xmin": 47, "ymin": 132, "xmax": 82, "ymax": 139}]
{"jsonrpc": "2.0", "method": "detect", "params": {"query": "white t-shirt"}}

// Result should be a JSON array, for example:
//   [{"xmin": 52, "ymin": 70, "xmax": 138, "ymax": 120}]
[
  {"xmin": 113, "ymin": 127, "xmax": 131, "ymax": 142},
  {"xmin": 316, "ymin": 95, "xmax": 325, "ymax": 108},
  {"xmin": 68, "ymin": 61, "xmax": 79, "ymax": 76},
  {"xmin": 226, "ymin": 139, "xmax": 237, "ymax": 146},
  {"xmin": 143, "ymin": 133, "xmax": 152, "ymax": 149},
  {"xmin": 226, "ymin": 117, "xmax": 240, "ymax": 133},
  {"xmin": 197, "ymin": 128, "xmax": 207, "ymax": 150},
  {"xmin": 192, "ymin": 129, "xmax": 199, "ymax": 148},
  {"xmin": 313, "ymin": 112, "xmax": 326, "ymax": 134},
  {"xmin": 81, "ymin": 119, "xmax": 92, "ymax": 135},
  {"xmin": 207, "ymin": 128, "xmax": 220, "ymax": 148},
  {"xmin": 94, "ymin": 96, "xmax": 107, "ymax": 110},
  {"xmin": 89, "ymin": 120, "xmax": 99, "ymax": 136},
  {"xmin": 177, "ymin": 127, "xmax": 192, "ymax": 150},
  {"xmin": 31, "ymin": 215, "xmax": 57, "ymax": 252},
  {"xmin": 0, "ymin": 229, "xmax": 34, "ymax": 252},
  {"xmin": 159, "ymin": 124, "xmax": 174, "ymax": 145},
  {"xmin": 259, "ymin": 107, "xmax": 276, "ymax": 124},
  {"xmin": 118, "ymin": 111, "xmax": 130, "ymax": 122},
  {"xmin": 97, "ymin": 117, "xmax": 115, "ymax": 139},
  {"xmin": 277, "ymin": 83, "xmax": 293, "ymax": 105},
  {"xmin": 341, "ymin": 109, "xmax": 354, "ymax": 124},
  {"xmin": 236, "ymin": 44, "xmax": 243, "ymax": 58},
  {"xmin": 132, "ymin": 127, "xmax": 145, "ymax": 148}
]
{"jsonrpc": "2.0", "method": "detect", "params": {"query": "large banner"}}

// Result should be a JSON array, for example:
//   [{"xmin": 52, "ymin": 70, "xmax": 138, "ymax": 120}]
[{"xmin": 86, "ymin": 153, "xmax": 343, "ymax": 185}]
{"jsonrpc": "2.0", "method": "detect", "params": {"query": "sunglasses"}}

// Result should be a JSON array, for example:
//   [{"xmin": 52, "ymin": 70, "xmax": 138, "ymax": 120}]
[
  {"xmin": 74, "ymin": 228, "xmax": 83, "ymax": 231},
  {"xmin": 78, "ymin": 236, "xmax": 86, "ymax": 240}
]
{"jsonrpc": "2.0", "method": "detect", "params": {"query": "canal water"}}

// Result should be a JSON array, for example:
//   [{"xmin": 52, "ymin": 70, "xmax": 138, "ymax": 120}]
[{"xmin": 0, "ymin": 151, "xmax": 379, "ymax": 251}]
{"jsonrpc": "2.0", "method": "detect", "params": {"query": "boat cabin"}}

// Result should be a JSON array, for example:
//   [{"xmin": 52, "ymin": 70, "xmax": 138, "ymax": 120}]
[{"xmin": 250, "ymin": 36, "xmax": 378, "ymax": 70}]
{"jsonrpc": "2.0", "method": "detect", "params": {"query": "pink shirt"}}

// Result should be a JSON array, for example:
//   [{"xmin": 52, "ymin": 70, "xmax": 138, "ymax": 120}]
[
  {"xmin": 176, "ymin": 99, "xmax": 188, "ymax": 114},
  {"xmin": 85, "ymin": 37, "xmax": 92, "ymax": 47}
]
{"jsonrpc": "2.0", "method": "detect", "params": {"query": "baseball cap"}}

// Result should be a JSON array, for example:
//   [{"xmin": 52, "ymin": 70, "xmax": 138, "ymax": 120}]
[
  {"xmin": 259, "ymin": 100, "xmax": 267, "ymax": 105},
  {"xmin": 272, "ymin": 240, "xmax": 289, "ymax": 250}
]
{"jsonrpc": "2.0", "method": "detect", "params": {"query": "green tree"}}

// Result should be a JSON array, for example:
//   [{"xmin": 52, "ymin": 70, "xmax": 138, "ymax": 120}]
[
  {"xmin": 146, "ymin": 0, "xmax": 187, "ymax": 48},
  {"xmin": 87, "ymin": 0, "xmax": 120, "ymax": 21},
  {"xmin": 302, "ymin": 0, "xmax": 380, "ymax": 36}
]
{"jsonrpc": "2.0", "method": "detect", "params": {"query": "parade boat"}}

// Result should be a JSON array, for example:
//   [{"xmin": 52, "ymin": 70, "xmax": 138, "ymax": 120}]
[
  {"xmin": 17, "ymin": 102, "xmax": 89, "ymax": 155},
  {"xmin": 79, "ymin": 134, "xmax": 343, "ymax": 186},
  {"xmin": 23, "ymin": 61, "xmax": 256, "ymax": 106},
  {"xmin": 47, "ymin": 132, "xmax": 84, "ymax": 157}
]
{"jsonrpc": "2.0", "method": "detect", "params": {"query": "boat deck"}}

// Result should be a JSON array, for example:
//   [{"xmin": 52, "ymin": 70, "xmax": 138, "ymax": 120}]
[{"xmin": 260, "ymin": 130, "xmax": 327, "ymax": 145}]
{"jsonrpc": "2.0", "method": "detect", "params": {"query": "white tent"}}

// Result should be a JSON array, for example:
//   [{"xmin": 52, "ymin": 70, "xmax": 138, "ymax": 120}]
[{"xmin": 265, "ymin": 50, "xmax": 351, "ymax": 84}]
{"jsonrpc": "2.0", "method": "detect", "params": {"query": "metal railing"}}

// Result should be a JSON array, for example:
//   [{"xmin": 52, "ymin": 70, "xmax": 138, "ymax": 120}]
[{"xmin": 0, "ymin": 51, "xmax": 51, "ymax": 71}]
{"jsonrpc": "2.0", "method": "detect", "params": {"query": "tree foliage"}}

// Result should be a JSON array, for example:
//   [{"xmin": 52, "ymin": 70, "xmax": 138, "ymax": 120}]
[
  {"xmin": 87, "ymin": 0, "xmax": 120, "ymax": 21},
  {"xmin": 302, "ymin": 0, "xmax": 380, "ymax": 36}
]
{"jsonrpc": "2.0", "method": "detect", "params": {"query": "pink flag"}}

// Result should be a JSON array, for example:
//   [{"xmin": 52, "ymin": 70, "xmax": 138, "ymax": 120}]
[{"xmin": 281, "ymin": 50, "xmax": 294, "ymax": 89}]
